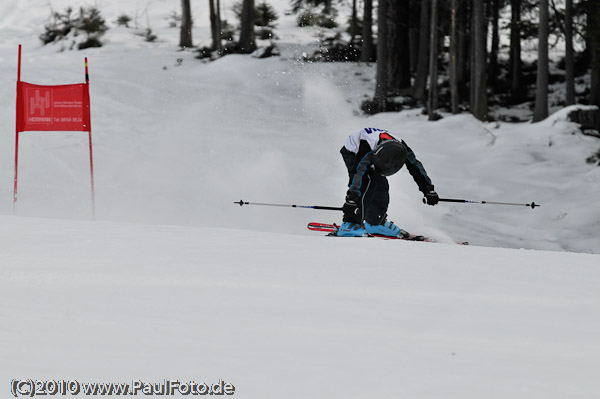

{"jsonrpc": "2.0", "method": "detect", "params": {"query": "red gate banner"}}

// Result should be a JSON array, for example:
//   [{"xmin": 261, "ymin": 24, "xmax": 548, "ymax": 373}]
[
  {"xmin": 16, "ymin": 82, "xmax": 91, "ymax": 132},
  {"xmin": 14, "ymin": 44, "xmax": 95, "ymax": 213}
]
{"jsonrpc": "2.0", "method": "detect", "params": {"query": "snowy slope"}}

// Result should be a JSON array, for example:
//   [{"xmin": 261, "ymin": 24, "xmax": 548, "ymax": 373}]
[
  {"xmin": 2, "ymin": 215, "xmax": 600, "ymax": 399},
  {"xmin": 0, "ymin": 0, "xmax": 599, "ymax": 252},
  {"xmin": 1, "ymin": 1, "xmax": 600, "ymax": 398},
  {"xmin": 1, "ymin": 0, "xmax": 599, "ymax": 252}
]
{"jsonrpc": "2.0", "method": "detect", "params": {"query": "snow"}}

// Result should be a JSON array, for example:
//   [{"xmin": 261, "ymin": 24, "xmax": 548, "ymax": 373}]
[
  {"xmin": 3, "ymin": 215, "xmax": 600, "ymax": 398},
  {"xmin": 1, "ymin": 1, "xmax": 600, "ymax": 398}
]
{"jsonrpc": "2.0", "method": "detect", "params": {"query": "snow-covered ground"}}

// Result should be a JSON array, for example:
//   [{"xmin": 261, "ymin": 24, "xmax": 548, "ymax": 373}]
[
  {"xmin": 1, "ymin": 0, "xmax": 598, "ymax": 252},
  {"xmin": 3, "ymin": 215, "xmax": 599, "ymax": 398},
  {"xmin": 1, "ymin": 1, "xmax": 599, "ymax": 398}
]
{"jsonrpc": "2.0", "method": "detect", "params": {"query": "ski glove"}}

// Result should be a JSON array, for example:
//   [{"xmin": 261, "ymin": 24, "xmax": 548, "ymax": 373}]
[
  {"xmin": 342, "ymin": 193, "xmax": 362, "ymax": 224},
  {"xmin": 424, "ymin": 187, "xmax": 439, "ymax": 206}
]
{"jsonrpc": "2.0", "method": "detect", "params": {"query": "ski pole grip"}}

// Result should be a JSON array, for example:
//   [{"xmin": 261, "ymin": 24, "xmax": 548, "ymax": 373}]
[
  {"xmin": 437, "ymin": 198, "xmax": 468, "ymax": 203},
  {"xmin": 424, "ymin": 197, "xmax": 466, "ymax": 204}
]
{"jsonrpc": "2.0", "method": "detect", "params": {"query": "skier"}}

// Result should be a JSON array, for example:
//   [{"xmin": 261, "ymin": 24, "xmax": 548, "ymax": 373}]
[{"xmin": 338, "ymin": 127, "xmax": 439, "ymax": 237}]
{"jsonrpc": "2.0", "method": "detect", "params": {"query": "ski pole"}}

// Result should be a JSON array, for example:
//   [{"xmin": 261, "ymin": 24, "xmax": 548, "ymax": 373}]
[
  {"xmin": 234, "ymin": 199, "xmax": 343, "ymax": 211},
  {"xmin": 429, "ymin": 197, "xmax": 540, "ymax": 209}
]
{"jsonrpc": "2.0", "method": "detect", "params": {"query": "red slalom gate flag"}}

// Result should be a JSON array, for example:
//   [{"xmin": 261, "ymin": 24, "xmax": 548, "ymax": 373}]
[
  {"xmin": 14, "ymin": 45, "xmax": 95, "ymax": 213},
  {"xmin": 16, "ymin": 82, "xmax": 91, "ymax": 132}
]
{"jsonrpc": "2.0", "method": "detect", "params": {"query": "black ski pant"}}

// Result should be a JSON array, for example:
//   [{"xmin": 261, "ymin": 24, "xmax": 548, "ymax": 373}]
[{"xmin": 341, "ymin": 148, "xmax": 389, "ymax": 226}]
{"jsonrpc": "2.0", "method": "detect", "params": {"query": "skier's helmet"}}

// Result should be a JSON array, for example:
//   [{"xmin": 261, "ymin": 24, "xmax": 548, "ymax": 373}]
[{"xmin": 372, "ymin": 139, "xmax": 407, "ymax": 176}]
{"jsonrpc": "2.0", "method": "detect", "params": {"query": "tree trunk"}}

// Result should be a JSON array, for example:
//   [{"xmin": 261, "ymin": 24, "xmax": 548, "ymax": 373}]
[
  {"xmin": 409, "ymin": 0, "xmax": 420, "ymax": 73},
  {"xmin": 388, "ymin": 0, "xmax": 411, "ymax": 94},
  {"xmin": 180, "ymin": 0, "xmax": 193, "ymax": 48},
  {"xmin": 361, "ymin": 0, "xmax": 374, "ymax": 62},
  {"xmin": 238, "ymin": 0, "xmax": 256, "ymax": 53},
  {"xmin": 209, "ymin": 0, "xmax": 218, "ymax": 50},
  {"xmin": 565, "ymin": 0, "xmax": 575, "ymax": 105},
  {"xmin": 593, "ymin": 38, "xmax": 600, "ymax": 108},
  {"xmin": 374, "ymin": 0, "xmax": 390, "ymax": 110},
  {"xmin": 399, "ymin": 0, "xmax": 411, "ymax": 89},
  {"xmin": 216, "ymin": 0, "xmax": 223, "ymax": 53},
  {"xmin": 457, "ymin": 0, "xmax": 469, "ymax": 100},
  {"xmin": 471, "ymin": 0, "xmax": 487, "ymax": 121},
  {"xmin": 588, "ymin": 0, "xmax": 600, "ymax": 107},
  {"xmin": 350, "ymin": 0, "xmax": 357, "ymax": 42},
  {"xmin": 533, "ymin": 0, "xmax": 549, "ymax": 122},
  {"xmin": 510, "ymin": 0, "xmax": 524, "ymax": 103},
  {"xmin": 470, "ymin": 7, "xmax": 475, "ymax": 111},
  {"xmin": 450, "ymin": 0, "xmax": 459, "ymax": 114},
  {"xmin": 427, "ymin": 0, "xmax": 439, "ymax": 120},
  {"xmin": 413, "ymin": 0, "xmax": 429, "ymax": 102},
  {"xmin": 489, "ymin": 0, "xmax": 500, "ymax": 89}
]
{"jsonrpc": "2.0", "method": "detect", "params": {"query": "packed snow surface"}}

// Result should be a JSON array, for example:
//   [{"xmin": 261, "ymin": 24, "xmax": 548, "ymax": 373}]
[{"xmin": 1, "ymin": 0, "xmax": 599, "ymax": 398}]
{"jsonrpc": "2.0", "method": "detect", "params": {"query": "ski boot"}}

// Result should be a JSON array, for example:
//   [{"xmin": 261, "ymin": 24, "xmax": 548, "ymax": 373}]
[
  {"xmin": 364, "ymin": 220, "xmax": 410, "ymax": 238},
  {"xmin": 336, "ymin": 221, "xmax": 367, "ymax": 237}
]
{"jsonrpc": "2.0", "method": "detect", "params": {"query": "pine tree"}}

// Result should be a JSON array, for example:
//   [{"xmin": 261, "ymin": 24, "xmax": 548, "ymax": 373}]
[
  {"xmin": 388, "ymin": 0, "xmax": 411, "ymax": 94},
  {"xmin": 457, "ymin": 0, "xmax": 469, "ymax": 101},
  {"xmin": 489, "ymin": 0, "xmax": 501, "ymax": 89},
  {"xmin": 209, "ymin": 0, "xmax": 219, "ymax": 50},
  {"xmin": 180, "ymin": 0, "xmax": 193, "ymax": 48},
  {"xmin": 427, "ymin": 0, "xmax": 439, "ymax": 120},
  {"xmin": 471, "ymin": 0, "xmax": 487, "ymax": 120},
  {"xmin": 413, "ymin": 0, "xmax": 430, "ymax": 102},
  {"xmin": 409, "ymin": 0, "xmax": 420, "ymax": 73},
  {"xmin": 450, "ymin": 0, "xmax": 460, "ymax": 114},
  {"xmin": 360, "ymin": 0, "xmax": 374, "ymax": 62},
  {"xmin": 238, "ymin": 0, "xmax": 256, "ymax": 52},
  {"xmin": 587, "ymin": 0, "xmax": 600, "ymax": 107},
  {"xmin": 374, "ymin": 0, "xmax": 390, "ymax": 110},
  {"xmin": 216, "ymin": 0, "xmax": 223, "ymax": 53},
  {"xmin": 350, "ymin": 0, "xmax": 358, "ymax": 41},
  {"xmin": 565, "ymin": 0, "xmax": 575, "ymax": 105},
  {"xmin": 510, "ymin": 0, "xmax": 525, "ymax": 103},
  {"xmin": 533, "ymin": 0, "xmax": 549, "ymax": 122}
]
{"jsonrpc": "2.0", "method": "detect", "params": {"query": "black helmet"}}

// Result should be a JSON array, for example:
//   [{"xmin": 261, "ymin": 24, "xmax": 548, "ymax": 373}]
[{"xmin": 372, "ymin": 140, "xmax": 407, "ymax": 176}]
